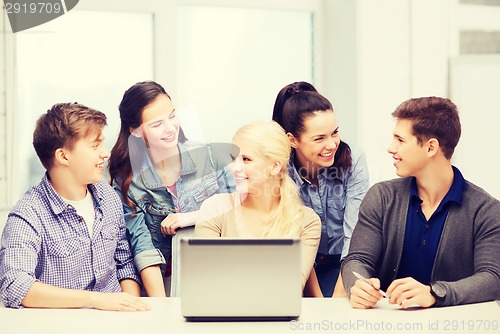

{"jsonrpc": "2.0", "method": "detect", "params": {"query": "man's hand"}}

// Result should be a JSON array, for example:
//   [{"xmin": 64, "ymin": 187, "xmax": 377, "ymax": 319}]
[
  {"xmin": 90, "ymin": 292, "xmax": 151, "ymax": 311},
  {"xmin": 349, "ymin": 277, "xmax": 384, "ymax": 309},
  {"xmin": 386, "ymin": 277, "xmax": 436, "ymax": 309}
]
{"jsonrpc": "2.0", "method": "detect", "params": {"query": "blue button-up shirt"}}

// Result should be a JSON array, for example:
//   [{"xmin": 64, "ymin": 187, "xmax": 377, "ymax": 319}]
[
  {"xmin": 288, "ymin": 145, "xmax": 369, "ymax": 258},
  {"xmin": 0, "ymin": 174, "xmax": 140, "ymax": 308},
  {"xmin": 398, "ymin": 166, "xmax": 466, "ymax": 284},
  {"xmin": 114, "ymin": 140, "xmax": 235, "ymax": 272}
]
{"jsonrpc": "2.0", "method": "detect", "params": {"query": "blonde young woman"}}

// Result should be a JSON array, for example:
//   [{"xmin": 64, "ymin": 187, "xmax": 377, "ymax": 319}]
[{"xmin": 195, "ymin": 121, "xmax": 321, "ymax": 289}]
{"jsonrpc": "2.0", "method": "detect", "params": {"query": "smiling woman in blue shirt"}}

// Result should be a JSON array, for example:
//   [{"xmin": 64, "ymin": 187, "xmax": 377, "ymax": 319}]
[
  {"xmin": 0, "ymin": 103, "xmax": 149, "ymax": 311},
  {"xmin": 108, "ymin": 81, "xmax": 234, "ymax": 297},
  {"xmin": 272, "ymin": 82, "xmax": 370, "ymax": 297}
]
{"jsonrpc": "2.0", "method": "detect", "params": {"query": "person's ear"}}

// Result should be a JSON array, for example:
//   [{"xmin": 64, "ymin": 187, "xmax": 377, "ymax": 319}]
[
  {"xmin": 287, "ymin": 133, "xmax": 298, "ymax": 149},
  {"xmin": 426, "ymin": 138, "xmax": 440, "ymax": 157},
  {"xmin": 130, "ymin": 127, "xmax": 142, "ymax": 138},
  {"xmin": 54, "ymin": 148, "xmax": 69, "ymax": 166},
  {"xmin": 270, "ymin": 160, "xmax": 282, "ymax": 176}
]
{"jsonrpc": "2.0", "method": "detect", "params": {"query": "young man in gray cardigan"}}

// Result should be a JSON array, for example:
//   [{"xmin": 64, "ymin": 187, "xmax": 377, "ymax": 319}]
[{"xmin": 341, "ymin": 96, "xmax": 500, "ymax": 309}]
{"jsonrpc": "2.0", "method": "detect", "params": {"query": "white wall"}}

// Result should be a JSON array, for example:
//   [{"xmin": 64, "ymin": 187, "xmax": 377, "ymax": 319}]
[
  {"xmin": 451, "ymin": 55, "xmax": 500, "ymax": 199},
  {"xmin": 324, "ymin": 0, "xmax": 500, "ymax": 201},
  {"xmin": 322, "ymin": 0, "xmax": 359, "ymax": 146},
  {"xmin": 356, "ymin": 0, "xmax": 413, "ymax": 184},
  {"xmin": 1, "ymin": 0, "xmax": 500, "ymax": 207},
  {"xmin": 175, "ymin": 5, "xmax": 314, "ymax": 143},
  {"xmin": 357, "ymin": 0, "xmax": 454, "ymax": 184},
  {"xmin": 0, "ymin": 10, "xmax": 6, "ymax": 207}
]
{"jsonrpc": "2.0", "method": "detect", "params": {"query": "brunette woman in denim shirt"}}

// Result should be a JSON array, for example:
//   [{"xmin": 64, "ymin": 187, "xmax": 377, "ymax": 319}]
[
  {"xmin": 272, "ymin": 82, "xmax": 369, "ymax": 297},
  {"xmin": 109, "ymin": 81, "xmax": 234, "ymax": 296}
]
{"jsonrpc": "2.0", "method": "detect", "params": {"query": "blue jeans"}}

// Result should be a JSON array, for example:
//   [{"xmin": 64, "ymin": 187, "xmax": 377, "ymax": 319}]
[{"xmin": 315, "ymin": 254, "xmax": 341, "ymax": 297}]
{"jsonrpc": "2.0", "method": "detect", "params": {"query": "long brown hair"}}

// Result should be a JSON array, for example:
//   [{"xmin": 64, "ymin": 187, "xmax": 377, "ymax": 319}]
[{"xmin": 108, "ymin": 81, "xmax": 187, "ymax": 212}]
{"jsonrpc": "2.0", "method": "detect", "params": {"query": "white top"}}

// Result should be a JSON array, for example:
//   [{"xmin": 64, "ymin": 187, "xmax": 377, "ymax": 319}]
[{"xmin": 62, "ymin": 190, "xmax": 95, "ymax": 237}]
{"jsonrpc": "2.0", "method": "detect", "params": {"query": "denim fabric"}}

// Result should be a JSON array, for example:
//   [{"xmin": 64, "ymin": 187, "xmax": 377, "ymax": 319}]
[
  {"xmin": 113, "ymin": 141, "xmax": 235, "ymax": 272},
  {"xmin": 288, "ymin": 145, "xmax": 369, "ymax": 259},
  {"xmin": 315, "ymin": 254, "xmax": 341, "ymax": 297}
]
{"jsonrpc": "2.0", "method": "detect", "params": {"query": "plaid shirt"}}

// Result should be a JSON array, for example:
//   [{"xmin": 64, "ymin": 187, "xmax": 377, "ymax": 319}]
[{"xmin": 0, "ymin": 174, "xmax": 140, "ymax": 308}]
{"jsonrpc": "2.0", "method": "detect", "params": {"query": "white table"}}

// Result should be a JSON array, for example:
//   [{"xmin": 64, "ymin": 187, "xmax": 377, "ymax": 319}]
[{"xmin": 1, "ymin": 298, "xmax": 499, "ymax": 334}]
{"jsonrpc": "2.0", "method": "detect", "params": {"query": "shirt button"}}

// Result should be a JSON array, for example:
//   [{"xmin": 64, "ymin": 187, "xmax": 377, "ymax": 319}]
[
  {"xmin": 422, "ymin": 239, "xmax": 427, "ymax": 246},
  {"xmin": 425, "ymin": 224, "xmax": 429, "ymax": 229},
  {"xmin": 184, "ymin": 199, "xmax": 189, "ymax": 204}
]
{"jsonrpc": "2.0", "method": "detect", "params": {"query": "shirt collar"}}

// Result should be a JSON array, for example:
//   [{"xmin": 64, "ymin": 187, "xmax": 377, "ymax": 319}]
[
  {"xmin": 288, "ymin": 150, "xmax": 339, "ymax": 186},
  {"xmin": 177, "ymin": 141, "xmax": 197, "ymax": 175},
  {"xmin": 141, "ymin": 141, "xmax": 197, "ymax": 189},
  {"xmin": 42, "ymin": 173, "xmax": 101, "ymax": 215},
  {"xmin": 409, "ymin": 165, "xmax": 466, "ymax": 206},
  {"xmin": 446, "ymin": 166, "xmax": 467, "ymax": 205},
  {"xmin": 288, "ymin": 151, "xmax": 309, "ymax": 186}
]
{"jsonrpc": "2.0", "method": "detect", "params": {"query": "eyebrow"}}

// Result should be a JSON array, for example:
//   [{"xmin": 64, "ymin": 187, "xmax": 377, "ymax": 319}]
[
  {"xmin": 90, "ymin": 134, "xmax": 104, "ymax": 143},
  {"xmin": 311, "ymin": 126, "xmax": 340, "ymax": 138},
  {"xmin": 148, "ymin": 119, "xmax": 162, "ymax": 126},
  {"xmin": 146, "ymin": 109, "xmax": 176, "ymax": 125}
]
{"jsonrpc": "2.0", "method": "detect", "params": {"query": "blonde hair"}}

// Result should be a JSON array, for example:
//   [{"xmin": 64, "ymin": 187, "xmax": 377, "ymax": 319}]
[{"xmin": 233, "ymin": 121, "xmax": 304, "ymax": 237}]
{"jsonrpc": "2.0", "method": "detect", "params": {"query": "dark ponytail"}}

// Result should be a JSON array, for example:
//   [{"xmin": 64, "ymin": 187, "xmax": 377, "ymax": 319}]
[{"xmin": 272, "ymin": 81, "xmax": 352, "ymax": 172}]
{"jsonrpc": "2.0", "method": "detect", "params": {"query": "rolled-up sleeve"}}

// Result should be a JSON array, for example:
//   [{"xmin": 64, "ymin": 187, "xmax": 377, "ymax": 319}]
[
  {"xmin": 121, "ymin": 201, "xmax": 165, "ymax": 272},
  {"xmin": 112, "ymin": 182, "xmax": 166, "ymax": 272}
]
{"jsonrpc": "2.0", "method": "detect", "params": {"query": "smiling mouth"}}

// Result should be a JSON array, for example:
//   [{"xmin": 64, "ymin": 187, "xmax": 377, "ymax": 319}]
[
  {"xmin": 162, "ymin": 133, "xmax": 177, "ymax": 142},
  {"xmin": 234, "ymin": 175, "xmax": 248, "ymax": 182},
  {"xmin": 319, "ymin": 152, "xmax": 333, "ymax": 157}
]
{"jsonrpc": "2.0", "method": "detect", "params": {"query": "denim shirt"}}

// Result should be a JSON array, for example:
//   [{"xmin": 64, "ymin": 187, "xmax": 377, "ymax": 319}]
[
  {"xmin": 113, "ymin": 141, "xmax": 235, "ymax": 272},
  {"xmin": 288, "ymin": 145, "xmax": 369, "ymax": 259}
]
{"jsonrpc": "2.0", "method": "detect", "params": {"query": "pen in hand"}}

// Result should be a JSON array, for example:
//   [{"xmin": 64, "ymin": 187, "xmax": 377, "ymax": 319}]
[{"xmin": 352, "ymin": 271, "xmax": 387, "ymax": 298}]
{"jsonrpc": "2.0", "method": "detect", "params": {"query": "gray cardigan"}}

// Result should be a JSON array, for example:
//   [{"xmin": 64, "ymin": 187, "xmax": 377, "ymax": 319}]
[{"xmin": 341, "ymin": 177, "xmax": 500, "ymax": 307}]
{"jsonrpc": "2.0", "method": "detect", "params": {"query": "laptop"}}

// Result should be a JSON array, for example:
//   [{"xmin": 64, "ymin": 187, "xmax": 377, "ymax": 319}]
[{"xmin": 180, "ymin": 238, "xmax": 302, "ymax": 321}]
